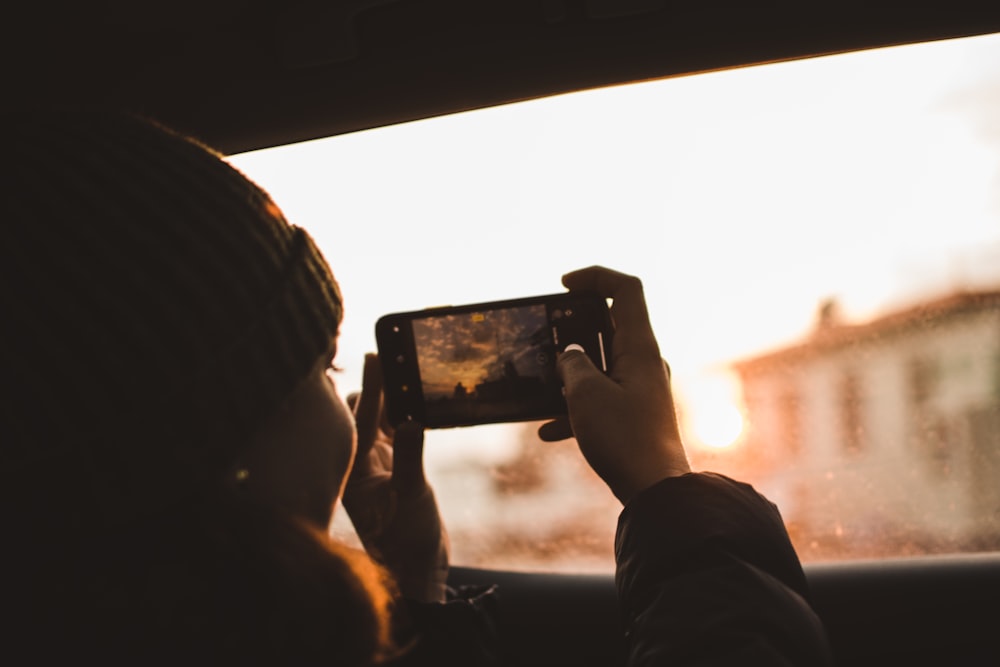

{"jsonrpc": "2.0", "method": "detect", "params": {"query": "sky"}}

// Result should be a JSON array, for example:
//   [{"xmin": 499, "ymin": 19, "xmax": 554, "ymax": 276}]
[
  {"xmin": 412, "ymin": 305, "xmax": 550, "ymax": 397},
  {"xmin": 230, "ymin": 32, "xmax": 1000, "ymax": 455}
]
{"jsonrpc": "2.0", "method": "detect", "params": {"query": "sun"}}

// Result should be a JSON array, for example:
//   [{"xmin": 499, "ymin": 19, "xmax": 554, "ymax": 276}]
[{"xmin": 679, "ymin": 371, "xmax": 746, "ymax": 450}]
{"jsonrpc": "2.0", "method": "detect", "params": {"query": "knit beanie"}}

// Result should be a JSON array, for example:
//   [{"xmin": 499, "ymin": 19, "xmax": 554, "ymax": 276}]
[{"xmin": 0, "ymin": 111, "xmax": 344, "ymax": 533}]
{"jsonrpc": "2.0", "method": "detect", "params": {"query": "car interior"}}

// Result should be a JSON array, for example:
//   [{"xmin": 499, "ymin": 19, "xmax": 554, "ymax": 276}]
[{"xmin": 8, "ymin": 2, "xmax": 1000, "ymax": 665}]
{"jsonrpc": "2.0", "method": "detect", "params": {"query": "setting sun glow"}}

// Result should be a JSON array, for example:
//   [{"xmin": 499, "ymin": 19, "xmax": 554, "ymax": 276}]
[{"xmin": 680, "ymin": 373, "xmax": 746, "ymax": 450}]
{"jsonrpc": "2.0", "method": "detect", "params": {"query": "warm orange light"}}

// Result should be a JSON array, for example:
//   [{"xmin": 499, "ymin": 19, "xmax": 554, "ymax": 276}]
[
  {"xmin": 692, "ymin": 402, "xmax": 745, "ymax": 449},
  {"xmin": 680, "ymin": 371, "xmax": 746, "ymax": 450}
]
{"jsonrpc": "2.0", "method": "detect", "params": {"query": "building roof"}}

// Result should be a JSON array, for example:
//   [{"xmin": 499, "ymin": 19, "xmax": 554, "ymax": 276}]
[{"xmin": 731, "ymin": 289, "xmax": 1000, "ymax": 372}]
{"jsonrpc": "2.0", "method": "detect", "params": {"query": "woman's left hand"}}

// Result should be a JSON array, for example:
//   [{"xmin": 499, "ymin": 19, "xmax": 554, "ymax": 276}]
[{"xmin": 342, "ymin": 353, "xmax": 450, "ymax": 603}]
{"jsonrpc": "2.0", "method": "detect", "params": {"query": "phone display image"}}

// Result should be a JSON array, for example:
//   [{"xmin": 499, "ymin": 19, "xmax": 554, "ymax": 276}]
[
  {"xmin": 376, "ymin": 293, "xmax": 612, "ymax": 429},
  {"xmin": 412, "ymin": 304, "xmax": 559, "ymax": 426}
]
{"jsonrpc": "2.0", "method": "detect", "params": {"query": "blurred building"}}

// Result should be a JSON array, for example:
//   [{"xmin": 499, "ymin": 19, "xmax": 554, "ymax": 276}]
[{"xmin": 731, "ymin": 291, "xmax": 1000, "ymax": 558}]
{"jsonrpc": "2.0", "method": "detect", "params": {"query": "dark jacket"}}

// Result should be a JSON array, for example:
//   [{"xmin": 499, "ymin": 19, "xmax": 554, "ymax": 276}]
[
  {"xmin": 402, "ymin": 472, "xmax": 834, "ymax": 666},
  {"xmin": 616, "ymin": 472, "xmax": 834, "ymax": 666}
]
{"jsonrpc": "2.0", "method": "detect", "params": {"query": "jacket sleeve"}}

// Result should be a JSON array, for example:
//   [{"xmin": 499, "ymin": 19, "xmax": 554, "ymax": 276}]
[{"xmin": 615, "ymin": 472, "xmax": 835, "ymax": 666}]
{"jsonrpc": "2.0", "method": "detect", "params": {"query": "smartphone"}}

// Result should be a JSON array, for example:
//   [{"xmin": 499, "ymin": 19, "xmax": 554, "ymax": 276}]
[{"xmin": 375, "ymin": 291, "xmax": 613, "ymax": 429}]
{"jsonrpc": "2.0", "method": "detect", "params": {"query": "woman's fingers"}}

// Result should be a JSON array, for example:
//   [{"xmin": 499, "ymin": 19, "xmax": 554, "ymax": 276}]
[
  {"xmin": 351, "ymin": 353, "xmax": 384, "ymax": 475},
  {"xmin": 562, "ymin": 266, "xmax": 660, "ymax": 363},
  {"xmin": 391, "ymin": 420, "xmax": 427, "ymax": 495},
  {"xmin": 538, "ymin": 416, "xmax": 573, "ymax": 441}
]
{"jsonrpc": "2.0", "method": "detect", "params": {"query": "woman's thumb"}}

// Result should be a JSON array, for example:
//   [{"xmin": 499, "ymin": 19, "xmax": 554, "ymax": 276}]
[{"xmin": 557, "ymin": 344, "xmax": 603, "ymax": 394}]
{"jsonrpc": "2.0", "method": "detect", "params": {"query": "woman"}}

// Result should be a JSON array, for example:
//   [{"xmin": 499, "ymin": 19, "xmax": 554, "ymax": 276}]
[{"xmin": 2, "ymin": 111, "xmax": 832, "ymax": 666}]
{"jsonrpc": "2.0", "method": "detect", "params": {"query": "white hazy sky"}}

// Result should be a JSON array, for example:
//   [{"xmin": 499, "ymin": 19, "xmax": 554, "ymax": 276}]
[{"xmin": 231, "ymin": 32, "xmax": 1000, "ymax": 454}]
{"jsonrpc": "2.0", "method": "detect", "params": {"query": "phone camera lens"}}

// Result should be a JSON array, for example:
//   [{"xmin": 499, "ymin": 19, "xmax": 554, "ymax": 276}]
[
  {"xmin": 552, "ymin": 309, "xmax": 563, "ymax": 319},
  {"xmin": 564, "ymin": 308, "xmax": 574, "ymax": 317},
  {"xmin": 396, "ymin": 354, "xmax": 405, "ymax": 363}
]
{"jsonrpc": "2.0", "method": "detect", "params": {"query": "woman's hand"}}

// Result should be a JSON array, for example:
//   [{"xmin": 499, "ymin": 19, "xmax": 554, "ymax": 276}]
[
  {"xmin": 342, "ymin": 354, "xmax": 450, "ymax": 603},
  {"xmin": 539, "ymin": 266, "xmax": 690, "ymax": 504}
]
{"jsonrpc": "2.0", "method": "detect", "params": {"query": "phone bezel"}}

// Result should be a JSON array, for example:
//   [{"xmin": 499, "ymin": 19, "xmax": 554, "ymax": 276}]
[{"xmin": 375, "ymin": 291, "xmax": 612, "ymax": 429}]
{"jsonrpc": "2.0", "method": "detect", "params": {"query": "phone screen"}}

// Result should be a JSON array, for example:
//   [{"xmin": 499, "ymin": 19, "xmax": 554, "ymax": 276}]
[
  {"xmin": 377, "ymin": 293, "xmax": 611, "ymax": 429},
  {"xmin": 412, "ymin": 302, "xmax": 560, "ymax": 426}
]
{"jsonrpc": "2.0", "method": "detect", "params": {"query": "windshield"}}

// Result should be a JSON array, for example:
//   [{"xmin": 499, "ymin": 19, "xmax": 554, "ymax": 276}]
[{"xmin": 231, "ymin": 32, "xmax": 1000, "ymax": 572}]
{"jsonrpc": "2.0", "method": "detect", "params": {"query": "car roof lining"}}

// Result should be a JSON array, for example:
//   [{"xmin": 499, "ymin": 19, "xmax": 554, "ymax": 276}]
[{"xmin": 6, "ymin": 1, "xmax": 1000, "ymax": 154}]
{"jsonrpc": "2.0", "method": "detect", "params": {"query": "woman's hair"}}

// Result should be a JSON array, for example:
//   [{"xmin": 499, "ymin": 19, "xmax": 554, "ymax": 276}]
[
  {"xmin": 0, "ymin": 110, "xmax": 393, "ymax": 664},
  {"xmin": 2, "ymin": 110, "xmax": 344, "ymax": 530},
  {"xmin": 45, "ymin": 491, "xmax": 399, "ymax": 666}
]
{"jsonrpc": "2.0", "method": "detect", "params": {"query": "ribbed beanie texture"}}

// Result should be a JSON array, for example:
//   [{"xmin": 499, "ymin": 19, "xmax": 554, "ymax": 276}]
[{"xmin": 1, "ymin": 111, "xmax": 343, "ymax": 531}]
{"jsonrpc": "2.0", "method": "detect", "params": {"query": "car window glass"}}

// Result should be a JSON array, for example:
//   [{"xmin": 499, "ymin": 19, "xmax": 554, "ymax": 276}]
[{"xmin": 231, "ymin": 32, "xmax": 1000, "ymax": 572}]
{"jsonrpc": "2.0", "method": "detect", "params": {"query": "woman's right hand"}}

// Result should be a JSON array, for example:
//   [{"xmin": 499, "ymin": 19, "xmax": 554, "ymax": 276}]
[
  {"xmin": 539, "ymin": 266, "xmax": 690, "ymax": 504},
  {"xmin": 343, "ymin": 354, "xmax": 449, "ymax": 603}
]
